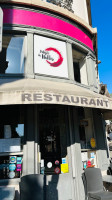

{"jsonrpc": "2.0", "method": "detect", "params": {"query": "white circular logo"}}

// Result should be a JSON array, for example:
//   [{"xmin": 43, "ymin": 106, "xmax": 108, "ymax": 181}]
[
  {"xmin": 8, "ymin": 171, "xmax": 15, "ymax": 179},
  {"xmin": 47, "ymin": 162, "xmax": 52, "ymax": 168}
]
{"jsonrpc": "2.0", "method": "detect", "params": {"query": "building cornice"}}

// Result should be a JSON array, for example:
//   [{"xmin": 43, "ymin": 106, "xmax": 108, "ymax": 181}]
[{"xmin": 0, "ymin": 0, "xmax": 97, "ymax": 35}]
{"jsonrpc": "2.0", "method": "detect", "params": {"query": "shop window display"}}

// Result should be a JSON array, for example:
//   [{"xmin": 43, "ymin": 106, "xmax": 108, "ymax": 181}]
[
  {"xmin": 78, "ymin": 108, "xmax": 97, "ymax": 169},
  {"xmin": 0, "ymin": 106, "xmax": 24, "ymax": 179},
  {"xmin": 0, "ymin": 155, "xmax": 22, "ymax": 179},
  {"xmin": 78, "ymin": 108, "xmax": 95, "ymax": 150}
]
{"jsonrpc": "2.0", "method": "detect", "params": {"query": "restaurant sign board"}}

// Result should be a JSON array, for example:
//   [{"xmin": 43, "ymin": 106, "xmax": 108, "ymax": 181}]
[
  {"xmin": 21, "ymin": 92, "xmax": 109, "ymax": 109},
  {"xmin": 34, "ymin": 35, "xmax": 68, "ymax": 78}
]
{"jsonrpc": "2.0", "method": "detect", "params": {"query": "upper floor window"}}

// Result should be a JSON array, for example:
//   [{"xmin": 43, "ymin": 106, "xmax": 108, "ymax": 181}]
[
  {"xmin": 73, "ymin": 62, "xmax": 81, "ymax": 83},
  {"xmin": 0, "ymin": 35, "xmax": 26, "ymax": 74},
  {"xmin": 72, "ymin": 47, "xmax": 88, "ymax": 85}
]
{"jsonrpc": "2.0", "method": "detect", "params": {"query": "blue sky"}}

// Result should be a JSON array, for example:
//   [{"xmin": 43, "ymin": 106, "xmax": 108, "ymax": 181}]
[{"xmin": 91, "ymin": 0, "xmax": 112, "ymax": 93}]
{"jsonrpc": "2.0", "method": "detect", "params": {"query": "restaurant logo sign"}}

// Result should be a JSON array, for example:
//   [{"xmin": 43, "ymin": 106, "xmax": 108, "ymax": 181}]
[
  {"xmin": 38, "ymin": 47, "xmax": 63, "ymax": 67},
  {"xmin": 34, "ymin": 35, "xmax": 68, "ymax": 78}
]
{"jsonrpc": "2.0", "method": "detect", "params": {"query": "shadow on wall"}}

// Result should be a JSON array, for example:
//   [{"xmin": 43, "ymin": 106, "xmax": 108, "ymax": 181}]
[
  {"xmin": 20, "ymin": 173, "xmax": 72, "ymax": 200},
  {"xmin": 46, "ymin": 175, "xmax": 59, "ymax": 200},
  {"xmin": 20, "ymin": 174, "xmax": 59, "ymax": 200}
]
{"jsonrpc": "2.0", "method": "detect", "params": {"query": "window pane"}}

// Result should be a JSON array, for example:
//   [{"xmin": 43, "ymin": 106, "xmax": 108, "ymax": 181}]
[
  {"xmin": 0, "ymin": 105, "xmax": 24, "ymax": 151},
  {"xmin": 72, "ymin": 46, "xmax": 88, "ymax": 85},
  {"xmin": 73, "ymin": 62, "xmax": 81, "ymax": 83},
  {"xmin": 0, "ymin": 36, "xmax": 25, "ymax": 74}
]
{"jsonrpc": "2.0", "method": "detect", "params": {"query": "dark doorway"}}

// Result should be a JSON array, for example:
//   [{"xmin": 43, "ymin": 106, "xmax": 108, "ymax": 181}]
[
  {"xmin": 39, "ymin": 106, "xmax": 61, "ymax": 175},
  {"xmin": 73, "ymin": 62, "xmax": 81, "ymax": 83}
]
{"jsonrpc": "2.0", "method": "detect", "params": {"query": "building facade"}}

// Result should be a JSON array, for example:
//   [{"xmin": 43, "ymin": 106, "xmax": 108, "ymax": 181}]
[{"xmin": 0, "ymin": 0, "xmax": 112, "ymax": 199}]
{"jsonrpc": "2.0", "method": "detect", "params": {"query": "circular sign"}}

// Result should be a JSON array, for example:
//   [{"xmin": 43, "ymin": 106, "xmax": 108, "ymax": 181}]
[
  {"xmin": 54, "ymin": 167, "xmax": 60, "ymax": 174},
  {"xmin": 47, "ymin": 162, "xmax": 52, "ymax": 168},
  {"xmin": 55, "ymin": 160, "xmax": 59, "ymax": 165},
  {"xmin": 45, "ymin": 47, "xmax": 63, "ymax": 67},
  {"xmin": 9, "ymin": 164, "xmax": 16, "ymax": 171},
  {"xmin": 10, "ymin": 156, "xmax": 16, "ymax": 163},
  {"xmin": 90, "ymin": 138, "xmax": 96, "ymax": 148},
  {"xmin": 8, "ymin": 171, "xmax": 15, "ymax": 179}
]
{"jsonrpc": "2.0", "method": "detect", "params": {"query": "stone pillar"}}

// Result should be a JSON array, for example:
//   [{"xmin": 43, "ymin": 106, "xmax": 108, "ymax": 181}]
[
  {"xmin": 22, "ymin": 105, "xmax": 36, "ymax": 175},
  {"xmin": 68, "ymin": 107, "xmax": 85, "ymax": 200},
  {"xmin": 93, "ymin": 109, "xmax": 109, "ymax": 171},
  {"xmin": 86, "ymin": 52, "xmax": 98, "ymax": 92},
  {"xmin": 66, "ymin": 42, "xmax": 74, "ymax": 81},
  {"xmin": 25, "ymin": 33, "xmax": 34, "ymax": 77}
]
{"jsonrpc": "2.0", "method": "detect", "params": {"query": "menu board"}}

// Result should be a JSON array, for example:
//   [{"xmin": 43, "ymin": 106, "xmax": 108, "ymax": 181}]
[{"xmin": 0, "ymin": 138, "xmax": 21, "ymax": 152}]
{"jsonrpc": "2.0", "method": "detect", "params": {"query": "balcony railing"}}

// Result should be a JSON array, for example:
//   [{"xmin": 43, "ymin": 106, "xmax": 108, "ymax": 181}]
[{"xmin": 44, "ymin": 0, "xmax": 73, "ymax": 13}]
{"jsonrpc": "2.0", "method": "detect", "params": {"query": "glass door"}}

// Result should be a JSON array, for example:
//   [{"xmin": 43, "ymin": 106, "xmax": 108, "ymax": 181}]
[{"xmin": 39, "ymin": 106, "xmax": 61, "ymax": 175}]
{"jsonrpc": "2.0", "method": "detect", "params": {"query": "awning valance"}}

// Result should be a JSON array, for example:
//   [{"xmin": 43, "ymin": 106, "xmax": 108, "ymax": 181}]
[{"xmin": 0, "ymin": 78, "xmax": 112, "ymax": 111}]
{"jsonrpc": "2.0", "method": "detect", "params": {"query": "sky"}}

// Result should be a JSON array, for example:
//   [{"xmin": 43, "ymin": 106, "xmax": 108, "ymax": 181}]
[{"xmin": 91, "ymin": 0, "xmax": 112, "ymax": 93}]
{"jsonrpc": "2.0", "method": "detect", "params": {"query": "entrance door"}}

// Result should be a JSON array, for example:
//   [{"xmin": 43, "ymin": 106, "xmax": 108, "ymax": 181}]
[{"xmin": 39, "ymin": 106, "xmax": 61, "ymax": 174}]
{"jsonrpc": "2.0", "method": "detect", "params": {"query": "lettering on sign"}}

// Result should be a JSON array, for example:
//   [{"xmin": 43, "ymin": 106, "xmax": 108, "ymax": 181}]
[{"xmin": 21, "ymin": 93, "xmax": 109, "ymax": 108}]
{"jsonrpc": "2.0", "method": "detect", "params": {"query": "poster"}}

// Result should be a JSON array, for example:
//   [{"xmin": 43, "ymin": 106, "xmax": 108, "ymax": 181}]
[
  {"xmin": 17, "ymin": 157, "xmax": 22, "ymax": 164},
  {"xmin": 61, "ymin": 164, "xmax": 69, "ymax": 173},
  {"xmin": 62, "ymin": 157, "xmax": 67, "ymax": 164},
  {"xmin": 81, "ymin": 152, "xmax": 87, "ymax": 162},
  {"xmin": 16, "ymin": 164, "xmax": 22, "ymax": 171}
]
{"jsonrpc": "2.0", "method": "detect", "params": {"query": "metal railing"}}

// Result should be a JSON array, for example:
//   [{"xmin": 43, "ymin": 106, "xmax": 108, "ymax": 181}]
[{"xmin": 45, "ymin": 0, "xmax": 73, "ymax": 13}]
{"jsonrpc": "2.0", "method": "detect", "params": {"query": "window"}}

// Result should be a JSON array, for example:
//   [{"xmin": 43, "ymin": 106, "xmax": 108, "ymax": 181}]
[
  {"xmin": 72, "ymin": 47, "xmax": 88, "ymax": 85},
  {"xmin": 0, "ymin": 35, "xmax": 26, "ymax": 74},
  {"xmin": 79, "ymin": 108, "xmax": 97, "ymax": 169},
  {"xmin": 78, "ymin": 108, "xmax": 95, "ymax": 149},
  {"xmin": 73, "ymin": 62, "xmax": 81, "ymax": 83}
]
